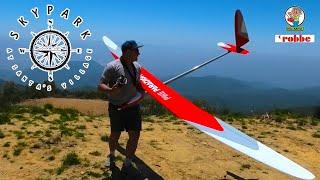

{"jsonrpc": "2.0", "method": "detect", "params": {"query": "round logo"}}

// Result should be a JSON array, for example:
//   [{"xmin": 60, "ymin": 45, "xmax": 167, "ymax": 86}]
[
  {"xmin": 285, "ymin": 6, "xmax": 305, "ymax": 27},
  {"xmin": 30, "ymin": 29, "xmax": 71, "ymax": 72},
  {"xmin": 6, "ymin": 4, "xmax": 93, "ymax": 92}
]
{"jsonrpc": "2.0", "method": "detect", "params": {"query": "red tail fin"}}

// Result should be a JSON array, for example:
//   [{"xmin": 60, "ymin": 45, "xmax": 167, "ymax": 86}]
[
  {"xmin": 218, "ymin": 10, "xmax": 249, "ymax": 55},
  {"xmin": 235, "ymin": 10, "xmax": 249, "ymax": 50}
]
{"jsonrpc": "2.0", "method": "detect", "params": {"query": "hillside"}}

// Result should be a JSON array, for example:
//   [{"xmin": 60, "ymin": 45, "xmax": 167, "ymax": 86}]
[
  {"xmin": 0, "ymin": 98, "xmax": 318, "ymax": 179},
  {"xmin": 170, "ymin": 76, "xmax": 320, "ymax": 112},
  {"xmin": 2, "ymin": 68, "xmax": 320, "ymax": 113}
]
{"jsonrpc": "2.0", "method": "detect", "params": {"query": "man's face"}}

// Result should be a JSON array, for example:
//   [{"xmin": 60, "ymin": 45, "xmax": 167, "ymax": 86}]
[{"xmin": 127, "ymin": 48, "xmax": 140, "ymax": 62}]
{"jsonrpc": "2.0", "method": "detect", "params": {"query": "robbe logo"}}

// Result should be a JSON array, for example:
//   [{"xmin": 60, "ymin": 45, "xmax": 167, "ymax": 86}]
[
  {"xmin": 275, "ymin": 6, "xmax": 315, "ymax": 43},
  {"xmin": 285, "ymin": 6, "xmax": 305, "ymax": 31},
  {"xmin": 6, "ymin": 4, "xmax": 93, "ymax": 91}
]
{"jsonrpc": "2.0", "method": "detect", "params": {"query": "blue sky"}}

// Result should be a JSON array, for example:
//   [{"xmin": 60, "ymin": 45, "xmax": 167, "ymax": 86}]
[
  {"xmin": 1, "ymin": 0, "xmax": 319, "ymax": 54},
  {"xmin": 1, "ymin": 0, "xmax": 320, "ymax": 88}
]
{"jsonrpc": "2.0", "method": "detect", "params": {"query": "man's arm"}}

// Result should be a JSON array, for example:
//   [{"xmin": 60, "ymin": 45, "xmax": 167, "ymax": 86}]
[
  {"xmin": 98, "ymin": 79, "xmax": 111, "ymax": 92},
  {"xmin": 98, "ymin": 63, "xmax": 120, "ymax": 94},
  {"xmin": 98, "ymin": 78, "xmax": 120, "ymax": 94}
]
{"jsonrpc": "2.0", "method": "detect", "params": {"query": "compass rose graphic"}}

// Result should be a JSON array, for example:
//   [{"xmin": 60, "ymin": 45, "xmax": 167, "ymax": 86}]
[{"xmin": 21, "ymin": 20, "xmax": 82, "ymax": 82}]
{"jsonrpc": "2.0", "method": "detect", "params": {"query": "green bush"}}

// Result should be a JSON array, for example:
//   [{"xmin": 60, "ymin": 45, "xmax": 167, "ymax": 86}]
[
  {"xmin": 55, "ymin": 151, "xmax": 80, "ymax": 174},
  {"xmin": 13, "ymin": 131, "xmax": 25, "ymax": 139},
  {"xmin": 13, "ymin": 147, "xmax": 23, "ymax": 156},
  {"xmin": 274, "ymin": 115, "xmax": 286, "ymax": 123},
  {"xmin": 89, "ymin": 151, "xmax": 101, "ymax": 156},
  {"xmin": 87, "ymin": 171, "xmax": 102, "ymax": 178},
  {"xmin": 3, "ymin": 141, "xmax": 10, "ymax": 147},
  {"xmin": 312, "ymin": 130, "xmax": 320, "ymax": 138},
  {"xmin": 312, "ymin": 133, "xmax": 320, "ymax": 138},
  {"xmin": 56, "ymin": 165, "xmax": 66, "ymax": 175},
  {"xmin": 100, "ymin": 134, "xmax": 109, "ymax": 142},
  {"xmin": 76, "ymin": 125, "xmax": 86, "ymax": 129},
  {"xmin": 0, "ymin": 113, "xmax": 10, "ymax": 124},
  {"xmin": 55, "ymin": 108, "xmax": 79, "ymax": 121},
  {"xmin": 295, "ymin": 119, "xmax": 307, "ymax": 126},
  {"xmin": 48, "ymin": 155, "xmax": 55, "ymax": 161},
  {"xmin": 192, "ymin": 99, "xmax": 216, "ymax": 114},
  {"xmin": 310, "ymin": 118, "xmax": 319, "ymax": 126},
  {"xmin": 74, "ymin": 132, "xmax": 85, "ymax": 138},
  {"xmin": 44, "ymin": 104, "xmax": 54, "ymax": 110},
  {"xmin": 62, "ymin": 152, "xmax": 81, "ymax": 166},
  {"xmin": 13, "ymin": 141, "xmax": 27, "ymax": 156},
  {"xmin": 30, "ymin": 106, "xmax": 48, "ymax": 116},
  {"xmin": 59, "ymin": 125, "xmax": 74, "ymax": 137},
  {"xmin": 0, "ymin": 131, "xmax": 5, "ymax": 138}
]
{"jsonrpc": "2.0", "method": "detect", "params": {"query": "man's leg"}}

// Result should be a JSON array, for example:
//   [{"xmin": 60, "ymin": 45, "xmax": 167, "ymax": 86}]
[
  {"xmin": 126, "ymin": 130, "xmax": 140, "ymax": 160},
  {"xmin": 105, "ymin": 131, "xmax": 121, "ymax": 168},
  {"xmin": 123, "ymin": 105, "xmax": 141, "ymax": 168},
  {"xmin": 109, "ymin": 131, "xmax": 121, "ymax": 155},
  {"xmin": 108, "ymin": 103, "xmax": 124, "ymax": 155}
]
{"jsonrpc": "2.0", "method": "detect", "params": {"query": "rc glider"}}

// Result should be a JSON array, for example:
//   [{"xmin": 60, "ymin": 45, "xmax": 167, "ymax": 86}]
[{"xmin": 102, "ymin": 10, "xmax": 315, "ymax": 180}]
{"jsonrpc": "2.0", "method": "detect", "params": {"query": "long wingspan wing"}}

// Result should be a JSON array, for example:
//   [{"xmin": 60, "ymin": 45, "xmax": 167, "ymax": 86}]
[{"xmin": 102, "ymin": 36, "xmax": 315, "ymax": 179}]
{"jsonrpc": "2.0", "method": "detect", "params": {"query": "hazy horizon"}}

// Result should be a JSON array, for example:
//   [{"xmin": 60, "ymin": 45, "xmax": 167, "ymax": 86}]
[{"xmin": 1, "ymin": 0, "xmax": 319, "ymax": 89}]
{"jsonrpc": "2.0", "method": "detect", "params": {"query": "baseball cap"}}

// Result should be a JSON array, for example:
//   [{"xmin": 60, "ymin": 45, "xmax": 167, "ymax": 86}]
[{"xmin": 121, "ymin": 40, "xmax": 143, "ymax": 52}]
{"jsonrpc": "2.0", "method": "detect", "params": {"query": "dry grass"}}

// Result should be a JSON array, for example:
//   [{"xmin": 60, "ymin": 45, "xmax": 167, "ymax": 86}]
[
  {"xmin": 20, "ymin": 98, "xmax": 108, "ymax": 116},
  {"xmin": 0, "ymin": 98, "xmax": 318, "ymax": 179}
]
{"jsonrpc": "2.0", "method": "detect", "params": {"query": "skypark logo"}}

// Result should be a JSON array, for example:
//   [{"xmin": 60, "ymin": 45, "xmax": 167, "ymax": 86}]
[
  {"xmin": 275, "ymin": 34, "xmax": 315, "ymax": 43},
  {"xmin": 5, "ymin": 4, "xmax": 93, "ymax": 92}
]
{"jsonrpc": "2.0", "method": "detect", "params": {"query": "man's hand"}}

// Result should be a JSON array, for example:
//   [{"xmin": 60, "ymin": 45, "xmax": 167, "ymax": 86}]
[
  {"xmin": 109, "ymin": 83, "xmax": 121, "ymax": 95},
  {"xmin": 98, "ymin": 79, "xmax": 121, "ymax": 95}
]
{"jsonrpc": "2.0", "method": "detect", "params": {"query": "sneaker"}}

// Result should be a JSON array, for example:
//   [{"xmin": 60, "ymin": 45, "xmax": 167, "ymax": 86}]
[
  {"xmin": 122, "ymin": 160, "xmax": 147, "ymax": 178},
  {"xmin": 121, "ymin": 159, "xmax": 133, "ymax": 172},
  {"xmin": 105, "ymin": 154, "xmax": 115, "ymax": 168}
]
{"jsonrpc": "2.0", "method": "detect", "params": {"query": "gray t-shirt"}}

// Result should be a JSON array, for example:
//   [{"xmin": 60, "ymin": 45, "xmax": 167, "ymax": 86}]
[{"xmin": 101, "ymin": 60, "xmax": 141, "ymax": 105}]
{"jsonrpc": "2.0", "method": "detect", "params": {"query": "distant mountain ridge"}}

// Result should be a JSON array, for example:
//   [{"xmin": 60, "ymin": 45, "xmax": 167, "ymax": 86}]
[
  {"xmin": 0, "ymin": 79, "xmax": 5, "ymax": 86},
  {"xmin": 170, "ymin": 76, "xmax": 320, "ymax": 113},
  {"xmin": 0, "ymin": 60, "xmax": 105, "ymax": 89},
  {"xmin": 1, "ymin": 62, "xmax": 320, "ymax": 113}
]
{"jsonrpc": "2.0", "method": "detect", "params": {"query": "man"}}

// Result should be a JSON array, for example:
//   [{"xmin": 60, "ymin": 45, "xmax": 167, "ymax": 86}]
[{"xmin": 99, "ymin": 40, "xmax": 144, "ymax": 170}]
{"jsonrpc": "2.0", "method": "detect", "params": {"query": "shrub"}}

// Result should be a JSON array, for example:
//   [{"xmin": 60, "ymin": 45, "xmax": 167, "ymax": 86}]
[
  {"xmin": 0, "ymin": 113, "xmax": 10, "ymax": 124},
  {"xmin": 0, "ymin": 131, "xmax": 5, "ymax": 138},
  {"xmin": 89, "ymin": 151, "xmax": 101, "ymax": 156},
  {"xmin": 44, "ymin": 104, "xmax": 54, "ymax": 110},
  {"xmin": 13, "ymin": 141, "xmax": 27, "ymax": 156},
  {"xmin": 62, "ymin": 152, "xmax": 81, "ymax": 166},
  {"xmin": 100, "ymin": 134, "xmax": 109, "ymax": 142},
  {"xmin": 3, "ymin": 141, "xmax": 10, "ymax": 147}
]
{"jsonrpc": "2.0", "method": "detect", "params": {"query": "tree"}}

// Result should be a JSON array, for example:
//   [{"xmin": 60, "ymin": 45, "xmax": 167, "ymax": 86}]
[
  {"xmin": 314, "ymin": 106, "xmax": 320, "ymax": 119},
  {"xmin": 2, "ymin": 81, "xmax": 22, "ymax": 105}
]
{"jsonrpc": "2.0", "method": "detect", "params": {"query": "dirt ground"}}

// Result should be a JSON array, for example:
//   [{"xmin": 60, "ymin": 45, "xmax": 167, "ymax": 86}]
[
  {"xmin": 20, "ymin": 98, "xmax": 108, "ymax": 116},
  {"xmin": 0, "ymin": 98, "xmax": 319, "ymax": 180}
]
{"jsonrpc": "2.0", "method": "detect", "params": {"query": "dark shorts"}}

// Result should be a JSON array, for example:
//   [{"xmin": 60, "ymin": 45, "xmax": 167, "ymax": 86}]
[{"xmin": 108, "ymin": 103, "xmax": 142, "ymax": 132}]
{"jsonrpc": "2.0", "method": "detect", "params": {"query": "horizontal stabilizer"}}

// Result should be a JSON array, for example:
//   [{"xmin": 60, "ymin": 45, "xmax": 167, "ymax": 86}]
[{"xmin": 217, "ymin": 42, "xmax": 249, "ymax": 55}]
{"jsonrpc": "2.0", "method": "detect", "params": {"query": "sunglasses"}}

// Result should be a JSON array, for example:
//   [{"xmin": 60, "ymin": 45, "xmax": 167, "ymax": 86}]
[{"xmin": 130, "ymin": 48, "xmax": 140, "ymax": 54}]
